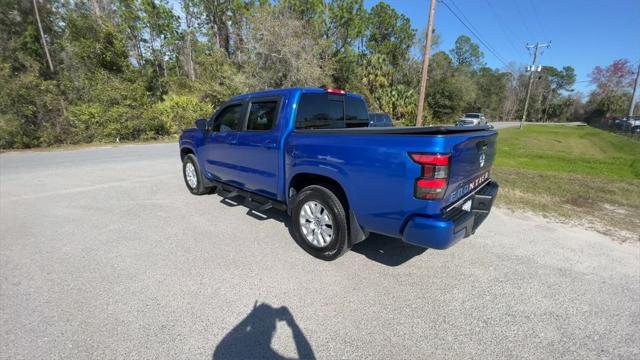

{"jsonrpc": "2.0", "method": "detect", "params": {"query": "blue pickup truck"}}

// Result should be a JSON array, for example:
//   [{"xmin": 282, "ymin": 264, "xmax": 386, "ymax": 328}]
[{"xmin": 179, "ymin": 87, "xmax": 499, "ymax": 260}]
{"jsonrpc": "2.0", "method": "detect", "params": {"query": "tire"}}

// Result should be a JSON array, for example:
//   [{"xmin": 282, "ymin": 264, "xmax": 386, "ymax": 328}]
[
  {"xmin": 291, "ymin": 185, "xmax": 350, "ymax": 261},
  {"xmin": 182, "ymin": 154, "xmax": 209, "ymax": 195}
]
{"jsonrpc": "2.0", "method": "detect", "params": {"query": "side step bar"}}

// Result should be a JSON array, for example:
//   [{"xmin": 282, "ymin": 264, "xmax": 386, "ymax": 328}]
[{"xmin": 213, "ymin": 181, "xmax": 287, "ymax": 212}]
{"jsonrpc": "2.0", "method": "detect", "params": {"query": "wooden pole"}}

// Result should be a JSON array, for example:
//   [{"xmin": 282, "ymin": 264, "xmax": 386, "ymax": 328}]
[
  {"xmin": 416, "ymin": 0, "xmax": 437, "ymax": 127},
  {"xmin": 33, "ymin": 0, "xmax": 54, "ymax": 72}
]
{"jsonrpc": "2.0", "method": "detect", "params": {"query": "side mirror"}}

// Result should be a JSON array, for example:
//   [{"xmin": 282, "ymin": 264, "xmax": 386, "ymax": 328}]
[{"xmin": 195, "ymin": 118, "xmax": 207, "ymax": 131}]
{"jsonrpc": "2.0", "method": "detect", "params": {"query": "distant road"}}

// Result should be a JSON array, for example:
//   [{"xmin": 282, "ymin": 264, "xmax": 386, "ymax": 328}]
[
  {"xmin": 443, "ymin": 121, "xmax": 519, "ymax": 129},
  {"xmin": 490, "ymin": 121, "xmax": 521, "ymax": 129},
  {"xmin": 1, "ymin": 141, "xmax": 638, "ymax": 359}
]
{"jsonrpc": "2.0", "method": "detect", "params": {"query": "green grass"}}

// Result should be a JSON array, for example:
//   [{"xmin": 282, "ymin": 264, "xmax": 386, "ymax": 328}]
[
  {"xmin": 496, "ymin": 125, "xmax": 640, "ymax": 179},
  {"xmin": 492, "ymin": 124, "xmax": 640, "ymax": 240}
]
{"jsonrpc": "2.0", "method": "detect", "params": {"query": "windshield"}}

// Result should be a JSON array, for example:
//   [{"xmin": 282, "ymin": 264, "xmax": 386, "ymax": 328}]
[{"xmin": 464, "ymin": 113, "xmax": 481, "ymax": 118}]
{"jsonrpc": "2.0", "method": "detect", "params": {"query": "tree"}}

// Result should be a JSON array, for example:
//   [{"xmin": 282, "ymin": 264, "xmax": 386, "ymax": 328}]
[
  {"xmin": 327, "ymin": 0, "xmax": 367, "ymax": 53},
  {"xmin": 239, "ymin": 3, "xmax": 332, "ymax": 89},
  {"xmin": 0, "ymin": 0, "xmax": 588, "ymax": 148},
  {"xmin": 281, "ymin": 0, "xmax": 325, "ymax": 34},
  {"xmin": 116, "ymin": 0, "xmax": 146, "ymax": 67},
  {"xmin": 366, "ymin": 2, "xmax": 415, "ymax": 69},
  {"xmin": 473, "ymin": 67, "xmax": 508, "ymax": 119},
  {"xmin": 589, "ymin": 59, "xmax": 635, "ymax": 94},
  {"xmin": 538, "ymin": 66, "xmax": 576, "ymax": 121},
  {"xmin": 326, "ymin": 0, "xmax": 367, "ymax": 89},
  {"xmin": 587, "ymin": 59, "xmax": 635, "ymax": 117},
  {"xmin": 449, "ymin": 35, "xmax": 484, "ymax": 70},
  {"xmin": 181, "ymin": 0, "xmax": 197, "ymax": 80},
  {"xmin": 501, "ymin": 66, "xmax": 526, "ymax": 121}
]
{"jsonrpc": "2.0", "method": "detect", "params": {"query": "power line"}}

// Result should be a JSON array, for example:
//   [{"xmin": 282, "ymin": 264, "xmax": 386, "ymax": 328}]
[
  {"xmin": 528, "ymin": 0, "xmax": 546, "ymax": 39},
  {"xmin": 512, "ymin": 0, "xmax": 536, "ymax": 42},
  {"xmin": 438, "ymin": 0, "xmax": 509, "ymax": 67},
  {"xmin": 481, "ymin": 0, "xmax": 523, "ymax": 57},
  {"xmin": 448, "ymin": 0, "xmax": 506, "ymax": 64}
]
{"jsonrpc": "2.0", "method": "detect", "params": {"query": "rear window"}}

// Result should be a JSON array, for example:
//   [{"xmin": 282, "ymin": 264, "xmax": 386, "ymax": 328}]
[
  {"xmin": 345, "ymin": 96, "xmax": 369, "ymax": 127},
  {"xmin": 247, "ymin": 101, "xmax": 278, "ymax": 131},
  {"xmin": 295, "ymin": 93, "xmax": 369, "ymax": 129}
]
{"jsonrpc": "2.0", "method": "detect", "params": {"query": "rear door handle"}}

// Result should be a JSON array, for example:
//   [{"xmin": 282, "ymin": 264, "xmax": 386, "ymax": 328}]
[{"xmin": 262, "ymin": 140, "xmax": 276, "ymax": 149}]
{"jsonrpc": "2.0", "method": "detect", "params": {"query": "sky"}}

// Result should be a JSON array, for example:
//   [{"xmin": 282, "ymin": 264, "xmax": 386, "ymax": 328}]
[{"xmin": 364, "ymin": 0, "xmax": 640, "ymax": 93}]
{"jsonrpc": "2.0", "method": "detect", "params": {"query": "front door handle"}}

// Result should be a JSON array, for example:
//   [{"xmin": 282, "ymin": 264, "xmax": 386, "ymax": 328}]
[{"xmin": 225, "ymin": 133, "xmax": 238, "ymax": 145}]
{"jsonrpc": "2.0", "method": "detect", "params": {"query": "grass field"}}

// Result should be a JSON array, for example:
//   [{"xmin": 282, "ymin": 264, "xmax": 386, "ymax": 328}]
[{"xmin": 492, "ymin": 124, "xmax": 640, "ymax": 240}]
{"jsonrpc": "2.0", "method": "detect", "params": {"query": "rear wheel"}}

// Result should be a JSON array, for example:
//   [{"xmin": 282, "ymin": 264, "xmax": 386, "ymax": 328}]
[
  {"xmin": 291, "ymin": 185, "xmax": 350, "ymax": 261},
  {"xmin": 182, "ymin": 154, "xmax": 209, "ymax": 195}
]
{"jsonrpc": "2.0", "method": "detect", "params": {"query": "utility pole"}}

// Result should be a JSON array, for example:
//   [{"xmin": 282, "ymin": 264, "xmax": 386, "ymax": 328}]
[
  {"xmin": 520, "ymin": 42, "xmax": 550, "ymax": 129},
  {"xmin": 629, "ymin": 62, "xmax": 640, "ymax": 117},
  {"xmin": 33, "ymin": 0, "xmax": 54, "ymax": 73},
  {"xmin": 416, "ymin": 0, "xmax": 437, "ymax": 127}
]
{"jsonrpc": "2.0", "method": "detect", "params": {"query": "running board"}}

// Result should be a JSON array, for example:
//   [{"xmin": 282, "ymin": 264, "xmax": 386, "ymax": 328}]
[
  {"xmin": 213, "ymin": 181, "xmax": 286, "ymax": 212},
  {"xmin": 222, "ymin": 190, "xmax": 239, "ymax": 199}
]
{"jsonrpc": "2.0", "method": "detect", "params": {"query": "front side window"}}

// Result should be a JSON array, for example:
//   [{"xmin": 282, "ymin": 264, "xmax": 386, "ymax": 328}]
[
  {"xmin": 212, "ymin": 104, "xmax": 242, "ymax": 132},
  {"xmin": 247, "ymin": 101, "xmax": 278, "ymax": 131}
]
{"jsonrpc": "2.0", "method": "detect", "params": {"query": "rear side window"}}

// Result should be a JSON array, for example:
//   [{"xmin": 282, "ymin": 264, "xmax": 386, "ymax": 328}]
[
  {"xmin": 345, "ymin": 96, "xmax": 369, "ymax": 128},
  {"xmin": 296, "ymin": 93, "xmax": 370, "ymax": 129},
  {"xmin": 295, "ymin": 93, "xmax": 344, "ymax": 129},
  {"xmin": 213, "ymin": 104, "xmax": 242, "ymax": 132},
  {"xmin": 247, "ymin": 101, "xmax": 278, "ymax": 131}
]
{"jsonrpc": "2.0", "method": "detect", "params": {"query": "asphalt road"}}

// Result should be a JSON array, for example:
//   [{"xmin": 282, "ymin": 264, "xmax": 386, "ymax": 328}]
[
  {"xmin": 1, "ymin": 144, "xmax": 638, "ymax": 359},
  {"xmin": 490, "ymin": 121, "xmax": 520, "ymax": 129},
  {"xmin": 445, "ymin": 121, "xmax": 520, "ymax": 129}
]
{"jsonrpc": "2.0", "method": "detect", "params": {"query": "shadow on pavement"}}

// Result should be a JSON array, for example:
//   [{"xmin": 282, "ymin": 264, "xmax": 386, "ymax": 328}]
[
  {"xmin": 351, "ymin": 233, "xmax": 428, "ymax": 267},
  {"xmin": 218, "ymin": 195, "xmax": 427, "ymax": 266},
  {"xmin": 213, "ymin": 302, "xmax": 315, "ymax": 360}
]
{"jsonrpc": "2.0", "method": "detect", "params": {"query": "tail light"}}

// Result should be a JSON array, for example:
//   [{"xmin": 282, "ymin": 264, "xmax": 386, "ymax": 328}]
[{"xmin": 409, "ymin": 153, "xmax": 450, "ymax": 200}]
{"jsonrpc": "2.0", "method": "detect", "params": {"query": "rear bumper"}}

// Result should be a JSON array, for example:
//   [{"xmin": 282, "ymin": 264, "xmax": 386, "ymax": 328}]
[{"xmin": 401, "ymin": 181, "xmax": 499, "ymax": 249}]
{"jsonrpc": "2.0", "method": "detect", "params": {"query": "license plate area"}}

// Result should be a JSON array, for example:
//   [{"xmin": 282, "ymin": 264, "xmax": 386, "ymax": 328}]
[
  {"xmin": 470, "ymin": 181, "xmax": 499, "ymax": 213},
  {"xmin": 471, "ymin": 194, "xmax": 492, "ymax": 213}
]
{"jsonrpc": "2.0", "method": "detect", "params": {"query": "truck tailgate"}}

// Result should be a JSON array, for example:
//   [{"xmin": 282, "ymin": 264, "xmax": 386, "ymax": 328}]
[{"xmin": 443, "ymin": 131, "xmax": 498, "ymax": 208}]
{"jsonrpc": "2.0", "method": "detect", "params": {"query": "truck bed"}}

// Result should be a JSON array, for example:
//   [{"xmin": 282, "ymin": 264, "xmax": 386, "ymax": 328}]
[{"xmin": 294, "ymin": 125, "xmax": 492, "ymax": 135}]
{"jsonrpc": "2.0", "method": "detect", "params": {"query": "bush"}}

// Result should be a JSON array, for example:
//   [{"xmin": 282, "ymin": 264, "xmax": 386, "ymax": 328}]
[
  {"xmin": 0, "ymin": 114, "xmax": 25, "ymax": 149},
  {"xmin": 147, "ymin": 95, "xmax": 213, "ymax": 134},
  {"xmin": 0, "ymin": 63, "xmax": 69, "ymax": 149},
  {"xmin": 69, "ymin": 102, "xmax": 170, "ymax": 143}
]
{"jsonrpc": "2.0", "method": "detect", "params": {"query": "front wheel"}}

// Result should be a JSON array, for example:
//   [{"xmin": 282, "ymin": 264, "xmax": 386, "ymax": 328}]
[
  {"xmin": 291, "ymin": 185, "xmax": 350, "ymax": 261},
  {"xmin": 182, "ymin": 154, "xmax": 209, "ymax": 195}
]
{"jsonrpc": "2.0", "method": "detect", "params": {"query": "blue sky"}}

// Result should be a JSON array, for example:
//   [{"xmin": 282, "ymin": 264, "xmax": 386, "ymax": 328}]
[{"xmin": 364, "ymin": 0, "xmax": 640, "ymax": 93}]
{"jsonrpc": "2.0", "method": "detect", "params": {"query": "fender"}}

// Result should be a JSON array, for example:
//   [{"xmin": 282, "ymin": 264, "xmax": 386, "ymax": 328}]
[{"xmin": 285, "ymin": 169, "xmax": 367, "ymax": 246}]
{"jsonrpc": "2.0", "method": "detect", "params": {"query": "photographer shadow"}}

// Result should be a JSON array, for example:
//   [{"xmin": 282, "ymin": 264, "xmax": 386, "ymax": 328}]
[{"xmin": 213, "ymin": 302, "xmax": 315, "ymax": 360}]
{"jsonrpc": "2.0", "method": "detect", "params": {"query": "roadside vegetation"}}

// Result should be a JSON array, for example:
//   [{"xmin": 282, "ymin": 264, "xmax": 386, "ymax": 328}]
[
  {"xmin": 493, "ymin": 125, "xmax": 640, "ymax": 240},
  {"xmin": 3, "ymin": 0, "xmax": 636, "ymax": 150}
]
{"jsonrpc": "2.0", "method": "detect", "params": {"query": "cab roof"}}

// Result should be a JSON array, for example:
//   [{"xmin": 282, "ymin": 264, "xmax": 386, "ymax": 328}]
[{"xmin": 228, "ymin": 87, "xmax": 364, "ymax": 101}]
